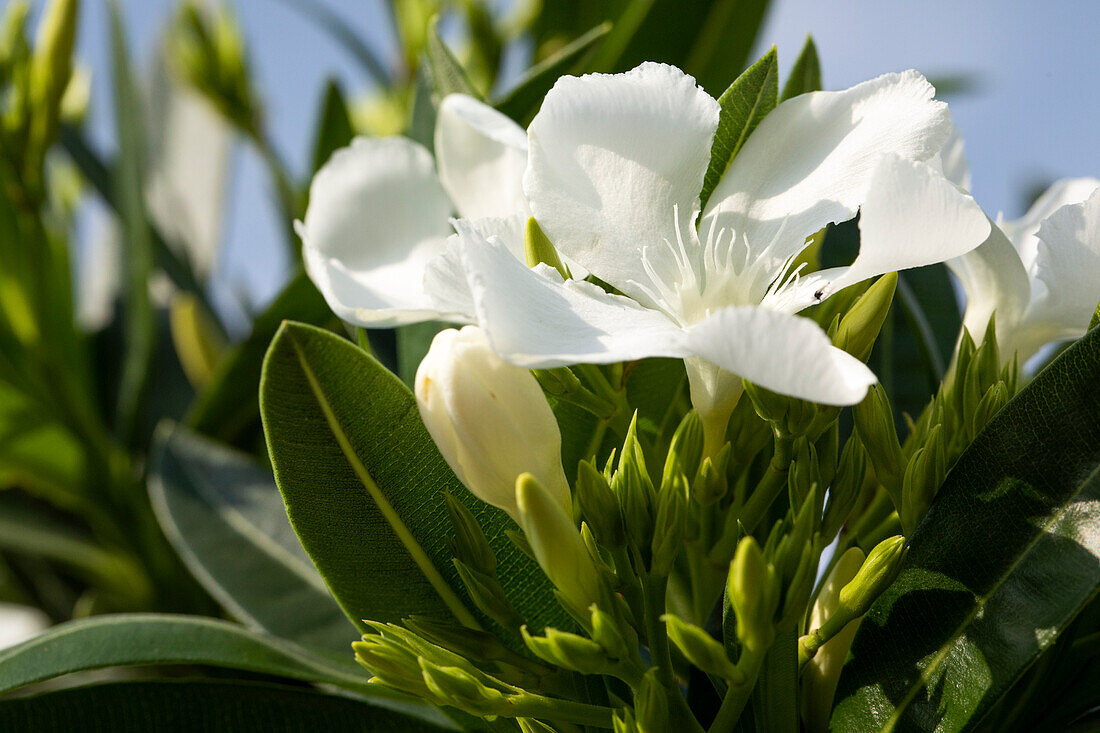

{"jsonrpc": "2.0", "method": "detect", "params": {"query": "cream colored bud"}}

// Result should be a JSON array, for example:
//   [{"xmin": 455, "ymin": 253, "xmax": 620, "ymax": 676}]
[{"xmin": 416, "ymin": 326, "xmax": 571, "ymax": 522}]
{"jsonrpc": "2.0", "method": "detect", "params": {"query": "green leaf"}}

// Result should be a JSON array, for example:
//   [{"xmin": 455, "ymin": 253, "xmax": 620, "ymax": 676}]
[
  {"xmin": 780, "ymin": 35, "xmax": 820, "ymax": 100},
  {"xmin": 0, "ymin": 680, "xmax": 453, "ymax": 732},
  {"xmin": 259, "ymin": 322, "xmax": 568, "ymax": 636},
  {"xmin": 698, "ymin": 47, "xmax": 778, "ymax": 211},
  {"xmin": 832, "ymin": 326, "xmax": 1100, "ymax": 732},
  {"xmin": 0, "ymin": 614, "xmax": 382, "ymax": 701},
  {"xmin": 310, "ymin": 79, "xmax": 356, "ymax": 176},
  {"xmin": 681, "ymin": 0, "xmax": 772, "ymax": 96},
  {"xmin": 493, "ymin": 22, "xmax": 611, "ymax": 123},
  {"xmin": 425, "ymin": 18, "xmax": 481, "ymax": 100},
  {"xmin": 185, "ymin": 273, "xmax": 334, "ymax": 446},
  {"xmin": 149, "ymin": 424, "xmax": 356, "ymax": 655},
  {"xmin": 109, "ymin": 1, "xmax": 156, "ymax": 444}
]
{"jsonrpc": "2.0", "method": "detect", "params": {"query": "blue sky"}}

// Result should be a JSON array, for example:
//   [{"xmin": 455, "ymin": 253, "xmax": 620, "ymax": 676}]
[{"xmin": 66, "ymin": 0, "xmax": 1100, "ymax": 327}]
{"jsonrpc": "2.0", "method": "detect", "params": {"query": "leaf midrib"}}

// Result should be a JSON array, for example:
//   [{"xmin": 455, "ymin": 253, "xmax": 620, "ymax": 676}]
[
  {"xmin": 287, "ymin": 332, "xmax": 483, "ymax": 630},
  {"xmin": 881, "ymin": 463, "xmax": 1100, "ymax": 732}
]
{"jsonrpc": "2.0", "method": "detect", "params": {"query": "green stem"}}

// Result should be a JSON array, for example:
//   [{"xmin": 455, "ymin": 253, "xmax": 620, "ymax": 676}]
[
  {"xmin": 507, "ymin": 694, "xmax": 616, "ymax": 728},
  {"xmin": 739, "ymin": 433, "xmax": 795, "ymax": 533},
  {"xmin": 643, "ymin": 574, "xmax": 674, "ymax": 686},
  {"xmin": 708, "ymin": 648, "xmax": 764, "ymax": 733}
]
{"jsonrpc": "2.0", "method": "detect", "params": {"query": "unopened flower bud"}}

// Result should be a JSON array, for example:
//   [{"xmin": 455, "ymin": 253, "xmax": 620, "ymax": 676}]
[
  {"xmin": 800, "ymin": 547, "xmax": 866, "ymax": 733},
  {"xmin": 650, "ymin": 472, "xmax": 688, "ymax": 577},
  {"xmin": 728, "ymin": 536, "xmax": 777, "ymax": 654},
  {"xmin": 444, "ymin": 493, "xmax": 497, "ymax": 575},
  {"xmin": 663, "ymin": 411, "xmax": 704, "ymax": 488},
  {"xmin": 900, "ymin": 425, "xmax": 946, "ymax": 535},
  {"xmin": 28, "ymin": 0, "xmax": 76, "ymax": 150},
  {"xmin": 416, "ymin": 326, "xmax": 571, "ymax": 523},
  {"xmin": 576, "ymin": 459, "xmax": 625, "ymax": 548},
  {"xmin": 521, "ymin": 625, "xmax": 614, "ymax": 675},
  {"xmin": 516, "ymin": 473, "xmax": 602, "ymax": 615},
  {"xmin": 823, "ymin": 436, "xmax": 868, "ymax": 539},
  {"xmin": 590, "ymin": 605, "xmax": 633, "ymax": 661},
  {"xmin": 837, "ymin": 535, "xmax": 906, "ymax": 618},
  {"xmin": 613, "ymin": 415, "xmax": 656, "ymax": 553},
  {"xmin": 744, "ymin": 380, "xmax": 816, "ymax": 437},
  {"xmin": 634, "ymin": 669, "xmax": 668, "ymax": 733},
  {"xmin": 852, "ymin": 383, "xmax": 905, "ymax": 507},
  {"xmin": 692, "ymin": 444, "xmax": 730, "ymax": 506},
  {"xmin": 970, "ymin": 380, "xmax": 1009, "ymax": 439},
  {"xmin": 663, "ymin": 613, "xmax": 742, "ymax": 682},
  {"xmin": 453, "ymin": 559, "xmax": 523, "ymax": 629},
  {"xmin": 419, "ymin": 658, "xmax": 505, "ymax": 714},
  {"xmin": 834, "ymin": 272, "xmax": 897, "ymax": 363},
  {"xmin": 524, "ymin": 217, "xmax": 569, "ymax": 279}
]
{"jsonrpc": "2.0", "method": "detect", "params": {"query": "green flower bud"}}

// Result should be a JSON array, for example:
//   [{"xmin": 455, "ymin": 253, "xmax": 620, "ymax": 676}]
[
  {"xmin": 521, "ymin": 625, "xmax": 610, "ymax": 674},
  {"xmin": 353, "ymin": 636, "xmax": 428, "ymax": 694},
  {"xmin": 634, "ymin": 668, "xmax": 668, "ymax": 733},
  {"xmin": 787, "ymin": 439, "xmax": 820, "ymax": 509},
  {"xmin": 800, "ymin": 547, "xmax": 866, "ymax": 733},
  {"xmin": 590, "ymin": 605, "xmax": 634, "ymax": 662},
  {"xmin": 403, "ymin": 616, "xmax": 518, "ymax": 667},
  {"xmin": 419, "ymin": 658, "xmax": 506, "ymax": 714},
  {"xmin": 834, "ymin": 272, "xmax": 897, "ymax": 363},
  {"xmin": 524, "ymin": 217, "xmax": 570, "ymax": 279},
  {"xmin": 900, "ymin": 424, "xmax": 945, "ymax": 534},
  {"xmin": 577, "ymin": 459, "xmax": 625, "ymax": 548},
  {"xmin": 852, "ymin": 383, "xmax": 905, "ymax": 507},
  {"xmin": 663, "ymin": 411, "xmax": 704, "ymax": 489},
  {"xmin": 837, "ymin": 535, "xmax": 906, "ymax": 618},
  {"xmin": 970, "ymin": 380, "xmax": 1009, "ymax": 439},
  {"xmin": 531, "ymin": 366, "xmax": 582, "ymax": 397},
  {"xmin": 613, "ymin": 415, "xmax": 655, "ymax": 553},
  {"xmin": 823, "ymin": 436, "xmax": 868, "ymax": 540},
  {"xmin": 453, "ymin": 559, "xmax": 523, "ymax": 629},
  {"xmin": 728, "ymin": 536, "xmax": 777, "ymax": 654},
  {"xmin": 744, "ymin": 381, "xmax": 816, "ymax": 437},
  {"xmin": 417, "ymin": 326, "xmax": 572, "ymax": 523},
  {"xmin": 28, "ymin": 0, "xmax": 77, "ymax": 152},
  {"xmin": 663, "ymin": 613, "xmax": 742, "ymax": 682},
  {"xmin": 444, "ymin": 493, "xmax": 497, "ymax": 576},
  {"xmin": 691, "ymin": 445, "xmax": 730, "ymax": 506},
  {"xmin": 650, "ymin": 471, "xmax": 688, "ymax": 577},
  {"xmin": 516, "ymin": 473, "xmax": 602, "ymax": 615}
]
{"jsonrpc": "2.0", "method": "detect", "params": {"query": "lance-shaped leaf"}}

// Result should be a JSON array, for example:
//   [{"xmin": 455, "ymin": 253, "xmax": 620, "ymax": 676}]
[
  {"xmin": 0, "ymin": 613, "xmax": 430, "ymax": 717},
  {"xmin": 149, "ymin": 424, "xmax": 356, "ymax": 655},
  {"xmin": 781, "ymin": 34, "xmax": 821, "ymax": 101},
  {"xmin": 698, "ymin": 46, "xmax": 778, "ymax": 210},
  {"xmin": 259, "ymin": 322, "xmax": 569, "ymax": 637},
  {"xmin": 425, "ymin": 18, "xmax": 480, "ymax": 100},
  {"xmin": 0, "ymin": 680, "xmax": 453, "ymax": 732},
  {"xmin": 832, "ymin": 325, "xmax": 1100, "ymax": 732}
]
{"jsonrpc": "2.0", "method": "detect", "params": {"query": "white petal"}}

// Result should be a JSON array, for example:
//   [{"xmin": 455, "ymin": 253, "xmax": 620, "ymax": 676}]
[
  {"xmin": 930, "ymin": 122, "xmax": 971, "ymax": 191},
  {"xmin": 1001, "ymin": 177, "xmax": 1100, "ymax": 273},
  {"xmin": 701, "ymin": 70, "xmax": 952, "ymax": 281},
  {"xmin": 946, "ymin": 224, "xmax": 1031, "ymax": 343},
  {"xmin": 1027, "ymin": 188, "xmax": 1100, "ymax": 341},
  {"xmin": 300, "ymin": 137, "xmax": 453, "ymax": 327},
  {"xmin": 524, "ymin": 62, "xmax": 720, "ymax": 304},
  {"xmin": 455, "ymin": 221, "xmax": 686, "ymax": 367},
  {"xmin": 435, "ymin": 94, "xmax": 530, "ymax": 221},
  {"xmin": 684, "ymin": 307, "xmax": 877, "ymax": 405},
  {"xmin": 820, "ymin": 156, "xmax": 990, "ymax": 294}
]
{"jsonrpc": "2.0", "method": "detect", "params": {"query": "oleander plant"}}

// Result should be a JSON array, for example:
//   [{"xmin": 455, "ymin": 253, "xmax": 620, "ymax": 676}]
[{"xmin": 1, "ymin": 0, "xmax": 1098, "ymax": 731}]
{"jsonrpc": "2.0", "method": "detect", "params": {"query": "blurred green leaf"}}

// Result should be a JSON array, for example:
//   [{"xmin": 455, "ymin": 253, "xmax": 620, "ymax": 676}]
[
  {"xmin": 150, "ymin": 424, "xmax": 356, "ymax": 655},
  {"xmin": 0, "ymin": 680, "xmax": 453, "ymax": 732},
  {"xmin": 833, "ymin": 326, "xmax": 1100, "ymax": 732},
  {"xmin": 108, "ymin": 1, "xmax": 155, "ymax": 444},
  {"xmin": 425, "ymin": 17, "xmax": 480, "ymax": 100},
  {"xmin": 699, "ymin": 46, "xmax": 777, "ymax": 211},
  {"xmin": 310, "ymin": 79, "xmax": 355, "ymax": 176},
  {"xmin": 259, "ymin": 322, "xmax": 569, "ymax": 640},
  {"xmin": 186, "ymin": 273, "xmax": 334, "ymax": 447},
  {"xmin": 493, "ymin": 22, "xmax": 611, "ymax": 123}
]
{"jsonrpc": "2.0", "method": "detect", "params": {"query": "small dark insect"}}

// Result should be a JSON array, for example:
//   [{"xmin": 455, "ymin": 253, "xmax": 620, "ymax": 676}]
[{"xmin": 813, "ymin": 288, "xmax": 825, "ymax": 300}]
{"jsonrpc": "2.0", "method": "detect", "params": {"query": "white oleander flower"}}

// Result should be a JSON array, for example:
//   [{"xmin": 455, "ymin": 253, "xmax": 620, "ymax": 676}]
[
  {"xmin": 944, "ymin": 169, "xmax": 1100, "ymax": 365},
  {"xmin": 298, "ymin": 94, "xmax": 530, "ymax": 327},
  {"xmin": 439, "ymin": 63, "xmax": 989, "ymax": 447}
]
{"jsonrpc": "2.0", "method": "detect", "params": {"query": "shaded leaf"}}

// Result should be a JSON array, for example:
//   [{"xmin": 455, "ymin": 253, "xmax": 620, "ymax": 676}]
[
  {"xmin": 780, "ymin": 35, "xmax": 820, "ymax": 101},
  {"xmin": 310, "ymin": 79, "xmax": 356, "ymax": 176},
  {"xmin": 149, "ymin": 425, "xmax": 356, "ymax": 655},
  {"xmin": 0, "ymin": 680, "xmax": 452, "ymax": 732},
  {"xmin": 833, "ymin": 326, "xmax": 1100, "ymax": 732}
]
